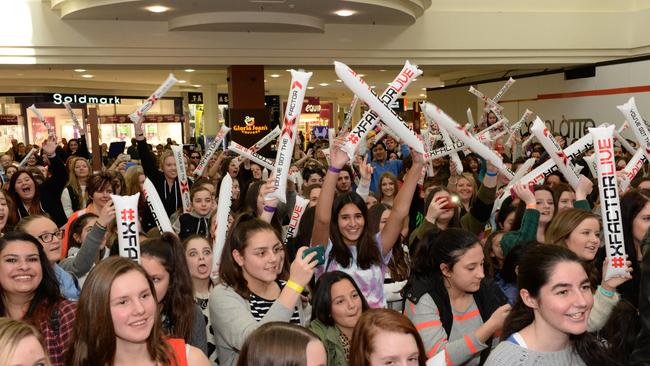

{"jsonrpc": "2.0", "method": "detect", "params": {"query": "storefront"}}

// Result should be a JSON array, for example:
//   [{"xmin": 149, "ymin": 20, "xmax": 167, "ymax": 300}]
[
  {"xmin": 283, "ymin": 97, "xmax": 333, "ymax": 148},
  {"xmin": 0, "ymin": 92, "xmax": 185, "ymax": 152},
  {"xmin": 0, "ymin": 99, "xmax": 26, "ymax": 152},
  {"xmin": 187, "ymin": 92, "xmax": 228, "ymax": 140}
]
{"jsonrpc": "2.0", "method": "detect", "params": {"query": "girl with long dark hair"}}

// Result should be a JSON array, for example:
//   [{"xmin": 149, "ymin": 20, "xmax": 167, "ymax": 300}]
[
  {"xmin": 486, "ymin": 245, "xmax": 619, "ymax": 365},
  {"xmin": 209, "ymin": 213, "xmax": 316, "ymax": 366},
  {"xmin": 312, "ymin": 138, "xmax": 423, "ymax": 308},
  {"xmin": 0, "ymin": 232, "xmax": 76, "ymax": 366},
  {"xmin": 404, "ymin": 228, "xmax": 510, "ymax": 365},
  {"xmin": 140, "ymin": 233, "xmax": 208, "ymax": 354}
]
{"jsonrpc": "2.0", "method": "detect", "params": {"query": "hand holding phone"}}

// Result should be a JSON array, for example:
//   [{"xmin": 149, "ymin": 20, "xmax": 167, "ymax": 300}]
[{"xmin": 302, "ymin": 246, "xmax": 326, "ymax": 266}]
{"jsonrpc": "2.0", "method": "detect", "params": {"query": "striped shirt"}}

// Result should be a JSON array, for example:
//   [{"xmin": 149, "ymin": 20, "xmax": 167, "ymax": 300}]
[
  {"xmin": 249, "ymin": 281, "xmax": 301, "ymax": 324},
  {"xmin": 405, "ymin": 294, "xmax": 491, "ymax": 366}
]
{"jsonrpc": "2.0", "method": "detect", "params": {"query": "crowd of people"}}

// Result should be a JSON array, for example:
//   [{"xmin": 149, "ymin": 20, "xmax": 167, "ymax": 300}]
[{"xmin": 0, "ymin": 110, "xmax": 649, "ymax": 366}]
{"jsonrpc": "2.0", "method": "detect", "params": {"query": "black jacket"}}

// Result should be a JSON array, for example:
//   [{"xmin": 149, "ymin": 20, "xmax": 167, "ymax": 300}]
[
  {"xmin": 404, "ymin": 274, "xmax": 507, "ymax": 363},
  {"xmin": 137, "ymin": 139, "xmax": 192, "ymax": 216},
  {"xmin": 16, "ymin": 155, "xmax": 69, "ymax": 227},
  {"xmin": 630, "ymin": 242, "xmax": 650, "ymax": 365}
]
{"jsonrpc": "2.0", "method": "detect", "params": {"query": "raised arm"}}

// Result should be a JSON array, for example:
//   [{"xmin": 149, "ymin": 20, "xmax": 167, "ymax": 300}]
[
  {"xmin": 41, "ymin": 137, "xmax": 68, "ymax": 195},
  {"xmin": 379, "ymin": 151, "xmax": 423, "ymax": 256},
  {"xmin": 134, "ymin": 119, "xmax": 158, "ymax": 177},
  {"xmin": 312, "ymin": 138, "xmax": 349, "ymax": 247}
]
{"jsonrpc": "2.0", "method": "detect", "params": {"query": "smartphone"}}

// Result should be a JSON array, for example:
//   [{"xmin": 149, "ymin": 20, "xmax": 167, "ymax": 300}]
[
  {"xmin": 302, "ymin": 246, "xmax": 326, "ymax": 266},
  {"xmin": 437, "ymin": 195, "xmax": 459, "ymax": 209}
]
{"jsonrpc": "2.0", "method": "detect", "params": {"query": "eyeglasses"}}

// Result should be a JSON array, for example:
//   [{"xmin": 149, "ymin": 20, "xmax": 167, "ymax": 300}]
[{"xmin": 37, "ymin": 229, "xmax": 65, "ymax": 243}]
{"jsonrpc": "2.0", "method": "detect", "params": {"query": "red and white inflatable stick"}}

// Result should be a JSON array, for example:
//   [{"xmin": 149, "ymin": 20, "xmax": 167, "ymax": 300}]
[{"xmin": 590, "ymin": 125, "xmax": 628, "ymax": 281}]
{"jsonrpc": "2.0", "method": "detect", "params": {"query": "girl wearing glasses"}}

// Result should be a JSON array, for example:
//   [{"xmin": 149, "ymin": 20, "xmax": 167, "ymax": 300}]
[
  {"xmin": 16, "ymin": 215, "xmax": 80, "ymax": 300},
  {"xmin": 0, "ymin": 232, "xmax": 77, "ymax": 366}
]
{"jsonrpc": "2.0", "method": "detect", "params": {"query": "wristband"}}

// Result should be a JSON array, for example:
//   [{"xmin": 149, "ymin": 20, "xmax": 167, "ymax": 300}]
[
  {"xmin": 328, "ymin": 166, "xmax": 342, "ymax": 174},
  {"xmin": 525, "ymin": 203, "xmax": 537, "ymax": 209},
  {"xmin": 263, "ymin": 205, "xmax": 276, "ymax": 213},
  {"xmin": 286, "ymin": 280, "xmax": 304, "ymax": 294},
  {"xmin": 598, "ymin": 285, "xmax": 615, "ymax": 298},
  {"xmin": 486, "ymin": 171, "xmax": 498, "ymax": 177}
]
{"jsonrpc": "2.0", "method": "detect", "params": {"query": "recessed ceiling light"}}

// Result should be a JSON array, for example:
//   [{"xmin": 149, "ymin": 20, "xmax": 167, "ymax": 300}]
[
  {"xmin": 270, "ymin": 74, "xmax": 280, "ymax": 78},
  {"xmin": 413, "ymin": 78, "xmax": 418, "ymax": 81},
  {"xmin": 184, "ymin": 69, "xmax": 195, "ymax": 73},
  {"xmin": 264, "ymin": 79, "xmax": 268, "ymax": 83},
  {"xmin": 74, "ymin": 69, "xmax": 86, "ymax": 73},
  {"xmin": 285, "ymin": 69, "xmax": 292, "ymax": 72},
  {"xmin": 357, "ymin": 74, "xmax": 365, "ymax": 77},
  {"xmin": 193, "ymin": 84, "xmax": 202, "ymax": 88},
  {"xmin": 145, "ymin": 5, "xmax": 170, "ymax": 13},
  {"xmin": 370, "ymin": 85, "xmax": 376, "ymax": 88},
  {"xmin": 178, "ymin": 80, "xmax": 186, "ymax": 83},
  {"xmin": 81, "ymin": 74, "xmax": 94, "ymax": 78},
  {"xmin": 379, "ymin": 69, "xmax": 386, "ymax": 72},
  {"xmin": 319, "ymin": 83, "xmax": 329, "ymax": 86},
  {"xmin": 421, "ymin": 88, "xmax": 427, "ymax": 90},
  {"xmin": 336, "ymin": 79, "xmax": 342, "ymax": 83},
  {"xmin": 334, "ymin": 9, "xmax": 355, "ymax": 17},
  {"xmin": 307, "ymin": 86, "xmax": 315, "ymax": 90},
  {"xmin": 420, "ymin": 94, "xmax": 426, "ymax": 97}
]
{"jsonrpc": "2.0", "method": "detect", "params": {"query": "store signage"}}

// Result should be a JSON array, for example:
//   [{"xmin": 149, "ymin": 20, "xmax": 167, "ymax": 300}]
[
  {"xmin": 302, "ymin": 97, "xmax": 321, "ymax": 114},
  {"xmin": 0, "ymin": 115, "xmax": 19, "ymax": 125},
  {"xmin": 188, "ymin": 92, "xmax": 230, "ymax": 105},
  {"xmin": 188, "ymin": 92, "xmax": 203, "ymax": 104},
  {"xmin": 52, "ymin": 93, "xmax": 122, "ymax": 105},
  {"xmin": 99, "ymin": 114, "xmax": 184, "ymax": 123},
  {"xmin": 232, "ymin": 115, "xmax": 269, "ymax": 135},
  {"xmin": 229, "ymin": 108, "xmax": 277, "ymax": 158}
]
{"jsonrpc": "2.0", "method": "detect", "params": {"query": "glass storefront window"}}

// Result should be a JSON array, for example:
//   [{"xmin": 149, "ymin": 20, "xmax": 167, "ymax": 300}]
[{"xmin": 25, "ymin": 106, "xmax": 87, "ymax": 146}]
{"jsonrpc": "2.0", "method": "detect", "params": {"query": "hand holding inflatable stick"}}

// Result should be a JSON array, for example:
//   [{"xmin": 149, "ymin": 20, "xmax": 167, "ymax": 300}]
[
  {"xmin": 590, "ymin": 125, "xmax": 630, "ymax": 281},
  {"xmin": 619, "ymin": 149, "xmax": 648, "ymax": 192},
  {"xmin": 335, "ymin": 61, "xmax": 424, "ymax": 155},
  {"xmin": 339, "ymin": 61, "xmax": 422, "ymax": 159},
  {"xmin": 129, "ymin": 73, "xmax": 177, "ymax": 123}
]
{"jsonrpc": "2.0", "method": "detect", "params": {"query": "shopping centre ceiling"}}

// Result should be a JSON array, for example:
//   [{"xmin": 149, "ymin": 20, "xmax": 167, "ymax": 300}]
[
  {"xmin": 0, "ymin": 1, "xmax": 648, "ymax": 99},
  {"xmin": 50, "ymin": 0, "xmax": 431, "ymax": 32}
]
